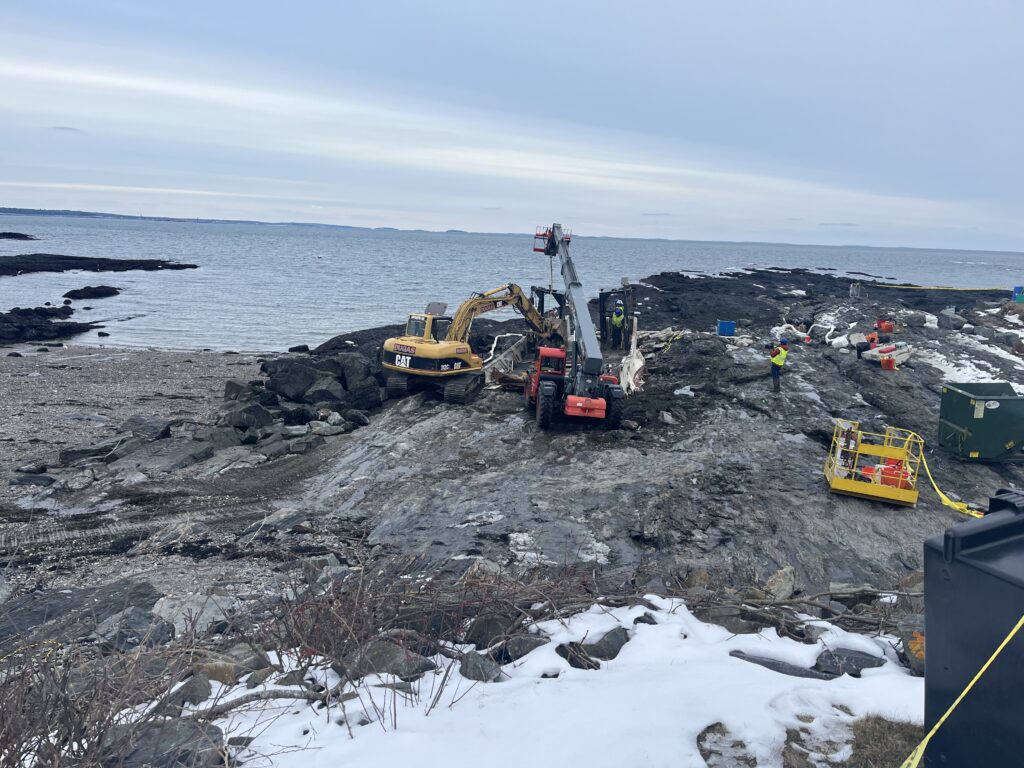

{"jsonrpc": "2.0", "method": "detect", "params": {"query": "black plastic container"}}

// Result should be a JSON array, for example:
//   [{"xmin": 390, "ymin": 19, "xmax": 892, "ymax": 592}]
[{"xmin": 923, "ymin": 489, "xmax": 1024, "ymax": 765}]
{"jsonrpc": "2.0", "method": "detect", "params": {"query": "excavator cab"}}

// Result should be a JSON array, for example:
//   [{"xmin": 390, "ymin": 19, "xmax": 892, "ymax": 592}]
[{"xmin": 403, "ymin": 313, "xmax": 452, "ymax": 343}]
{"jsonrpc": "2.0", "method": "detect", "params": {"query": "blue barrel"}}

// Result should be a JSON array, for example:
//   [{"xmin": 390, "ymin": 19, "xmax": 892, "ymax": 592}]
[
  {"xmin": 717, "ymin": 320, "xmax": 736, "ymax": 337},
  {"xmin": 1014, "ymin": 286, "xmax": 1024, "ymax": 303}
]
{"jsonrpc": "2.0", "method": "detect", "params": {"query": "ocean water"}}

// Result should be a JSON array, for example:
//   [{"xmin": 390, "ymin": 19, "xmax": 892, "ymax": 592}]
[{"xmin": 1, "ymin": 215, "xmax": 1021, "ymax": 351}]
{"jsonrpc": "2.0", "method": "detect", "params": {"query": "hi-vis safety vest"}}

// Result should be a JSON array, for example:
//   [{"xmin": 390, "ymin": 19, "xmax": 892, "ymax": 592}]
[
  {"xmin": 771, "ymin": 346, "xmax": 789, "ymax": 366},
  {"xmin": 611, "ymin": 310, "xmax": 625, "ymax": 328}
]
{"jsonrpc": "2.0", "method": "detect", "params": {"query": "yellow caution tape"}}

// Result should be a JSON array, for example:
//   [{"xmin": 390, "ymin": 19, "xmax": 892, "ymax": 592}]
[
  {"xmin": 917, "ymin": 451, "xmax": 984, "ymax": 519},
  {"xmin": 0, "ymin": 638, "xmax": 62, "ymax": 665},
  {"xmin": 900, "ymin": 612, "xmax": 1024, "ymax": 767}
]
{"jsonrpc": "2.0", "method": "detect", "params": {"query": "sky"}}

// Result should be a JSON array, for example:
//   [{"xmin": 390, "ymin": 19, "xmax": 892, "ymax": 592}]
[{"xmin": 1, "ymin": 1, "xmax": 1022, "ymax": 250}]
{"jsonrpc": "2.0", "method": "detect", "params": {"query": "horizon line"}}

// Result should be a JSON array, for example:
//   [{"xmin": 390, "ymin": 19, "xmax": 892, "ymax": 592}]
[{"xmin": 2, "ymin": 206, "xmax": 1022, "ymax": 257}]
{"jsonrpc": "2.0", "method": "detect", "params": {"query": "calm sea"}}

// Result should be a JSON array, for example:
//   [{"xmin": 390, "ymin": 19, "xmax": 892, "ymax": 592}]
[{"xmin": 1, "ymin": 215, "xmax": 1021, "ymax": 351}]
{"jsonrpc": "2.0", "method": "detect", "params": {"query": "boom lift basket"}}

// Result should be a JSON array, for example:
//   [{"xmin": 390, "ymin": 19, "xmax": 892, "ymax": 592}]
[
  {"xmin": 824, "ymin": 418, "xmax": 923, "ymax": 506},
  {"xmin": 533, "ymin": 226, "xmax": 570, "ymax": 253}
]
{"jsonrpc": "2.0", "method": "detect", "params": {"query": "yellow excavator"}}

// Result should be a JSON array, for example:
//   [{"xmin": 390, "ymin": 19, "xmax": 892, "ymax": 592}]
[{"xmin": 381, "ymin": 283, "xmax": 562, "ymax": 403}]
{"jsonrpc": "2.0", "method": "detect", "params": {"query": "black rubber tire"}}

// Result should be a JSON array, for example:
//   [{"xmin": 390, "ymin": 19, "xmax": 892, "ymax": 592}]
[
  {"xmin": 386, "ymin": 372, "xmax": 410, "ymax": 398},
  {"xmin": 605, "ymin": 392, "xmax": 625, "ymax": 430},
  {"xmin": 536, "ymin": 383, "xmax": 555, "ymax": 429}
]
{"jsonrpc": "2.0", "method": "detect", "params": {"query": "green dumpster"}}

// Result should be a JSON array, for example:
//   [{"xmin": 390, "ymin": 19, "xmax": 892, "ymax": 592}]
[{"xmin": 939, "ymin": 382, "xmax": 1024, "ymax": 462}]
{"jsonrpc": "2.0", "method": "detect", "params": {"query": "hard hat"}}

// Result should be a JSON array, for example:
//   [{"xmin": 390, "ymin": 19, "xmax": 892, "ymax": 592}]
[
  {"xmin": 780, "ymin": 337, "xmax": 789, "ymax": 345},
  {"xmin": 616, "ymin": 299, "xmax": 624, "ymax": 305}
]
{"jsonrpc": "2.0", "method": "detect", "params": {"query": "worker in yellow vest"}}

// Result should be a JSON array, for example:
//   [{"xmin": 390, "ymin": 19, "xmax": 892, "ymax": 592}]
[
  {"xmin": 611, "ymin": 300, "xmax": 626, "ymax": 349},
  {"xmin": 769, "ymin": 338, "xmax": 789, "ymax": 393}
]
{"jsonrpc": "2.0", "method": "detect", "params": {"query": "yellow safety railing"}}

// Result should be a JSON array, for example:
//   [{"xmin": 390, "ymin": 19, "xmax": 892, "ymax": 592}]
[{"xmin": 824, "ymin": 419, "xmax": 923, "ymax": 506}]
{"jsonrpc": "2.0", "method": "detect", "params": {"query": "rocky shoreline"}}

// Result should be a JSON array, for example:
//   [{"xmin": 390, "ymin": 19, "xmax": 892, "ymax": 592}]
[{"xmin": 3, "ymin": 265, "xmax": 1023, "ymax": 766}]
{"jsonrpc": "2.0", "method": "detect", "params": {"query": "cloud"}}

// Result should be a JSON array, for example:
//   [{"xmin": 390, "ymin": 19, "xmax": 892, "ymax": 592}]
[
  {"xmin": 50, "ymin": 125, "xmax": 85, "ymax": 133},
  {"xmin": 0, "ymin": 51, "xmax": 1016, "ymax": 246}
]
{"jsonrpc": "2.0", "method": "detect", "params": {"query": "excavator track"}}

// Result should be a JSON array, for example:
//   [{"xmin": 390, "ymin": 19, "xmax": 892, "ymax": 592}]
[
  {"xmin": 386, "ymin": 372, "xmax": 410, "ymax": 398},
  {"xmin": 443, "ymin": 373, "xmax": 484, "ymax": 404}
]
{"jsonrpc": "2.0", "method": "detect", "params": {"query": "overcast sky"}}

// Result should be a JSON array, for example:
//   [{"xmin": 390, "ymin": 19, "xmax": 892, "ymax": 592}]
[{"xmin": 1, "ymin": 1, "xmax": 1022, "ymax": 249}]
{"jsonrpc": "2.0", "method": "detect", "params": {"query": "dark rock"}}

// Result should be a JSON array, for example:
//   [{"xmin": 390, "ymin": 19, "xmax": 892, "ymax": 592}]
[
  {"xmin": 119, "ymin": 415, "xmax": 174, "ymax": 441},
  {"xmin": 62, "ymin": 441, "xmax": 119, "ymax": 466},
  {"xmin": 266, "ymin": 361, "xmax": 319, "ymax": 401},
  {"xmin": 692, "ymin": 604, "xmax": 762, "ymax": 634},
  {"xmin": 90, "ymin": 606, "xmax": 175, "ymax": 652},
  {"xmin": 131, "ymin": 520, "xmax": 212, "ymax": 555},
  {"xmin": 36, "ymin": 346, "xmax": 50, "ymax": 352},
  {"xmin": 0, "ymin": 231, "xmax": 36, "ymax": 240},
  {"xmin": 241, "ymin": 508, "xmax": 307, "ymax": 536},
  {"xmin": 728, "ymin": 650, "xmax": 834, "ymax": 680},
  {"xmin": 62, "ymin": 285, "xmax": 120, "ymax": 300},
  {"xmin": 317, "ymin": 352, "xmax": 373, "ymax": 388},
  {"xmin": 281, "ymin": 404, "xmax": 318, "ymax": 425},
  {"xmin": 223, "ymin": 379, "xmax": 251, "ymax": 401},
  {"xmin": 97, "ymin": 331, "xmax": 110, "ymax": 337},
  {"xmin": 460, "ymin": 652, "xmax": 503, "ymax": 682},
  {"xmin": 6, "ymin": 351, "xmax": 22, "ymax": 357},
  {"xmin": 276, "ymin": 670, "xmax": 308, "ymax": 686},
  {"xmin": 169, "ymin": 671, "xmax": 212, "ymax": 707},
  {"xmin": 287, "ymin": 435, "xmax": 324, "ymax": 454},
  {"xmin": 111, "ymin": 440, "xmax": 215, "ymax": 474},
  {"xmin": 101, "ymin": 720, "xmax": 223, "ymax": 768},
  {"xmin": 245, "ymin": 667, "xmax": 275, "ymax": 688},
  {"xmin": 345, "ymin": 409, "xmax": 371, "ymax": 427},
  {"xmin": 582, "ymin": 626, "xmax": 630, "ymax": 660},
  {"xmin": 288, "ymin": 344, "xmax": 310, "ymax": 353},
  {"xmin": 813, "ymin": 648, "xmax": 885, "ymax": 677},
  {"xmin": 556, "ymin": 642, "xmax": 601, "ymax": 670},
  {"xmin": 8, "ymin": 472, "xmax": 55, "ymax": 487},
  {"xmin": 465, "ymin": 614, "xmax": 512, "ymax": 650},
  {"xmin": 0, "ymin": 253, "xmax": 197, "ymax": 277},
  {"xmin": 975, "ymin": 325, "xmax": 996, "ymax": 340},
  {"xmin": 344, "ymin": 378, "xmax": 384, "ymax": 410},
  {"xmin": 101, "ymin": 436, "xmax": 150, "ymax": 462},
  {"xmin": 937, "ymin": 313, "xmax": 966, "ymax": 330},
  {"xmin": 193, "ymin": 426, "xmax": 243, "ymax": 450},
  {"xmin": 15, "ymin": 462, "xmax": 47, "ymax": 474},
  {"xmin": 221, "ymin": 403, "xmax": 273, "ymax": 430},
  {"xmin": 341, "ymin": 640, "xmax": 437, "ymax": 681},
  {"xmin": 0, "ymin": 305, "xmax": 100, "ymax": 343},
  {"xmin": 633, "ymin": 612, "xmax": 658, "ymax": 626},
  {"xmin": 499, "ymin": 634, "xmax": 549, "ymax": 662},
  {"xmin": 304, "ymin": 376, "xmax": 346, "ymax": 403},
  {"xmin": 0, "ymin": 579, "xmax": 163, "ymax": 653}
]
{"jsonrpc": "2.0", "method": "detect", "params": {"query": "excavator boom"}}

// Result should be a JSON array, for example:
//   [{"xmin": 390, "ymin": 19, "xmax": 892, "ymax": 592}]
[{"xmin": 446, "ymin": 283, "xmax": 556, "ymax": 342}]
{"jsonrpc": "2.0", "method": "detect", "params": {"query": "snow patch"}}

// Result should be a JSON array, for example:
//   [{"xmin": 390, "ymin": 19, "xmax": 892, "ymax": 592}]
[{"xmin": 222, "ymin": 599, "xmax": 923, "ymax": 768}]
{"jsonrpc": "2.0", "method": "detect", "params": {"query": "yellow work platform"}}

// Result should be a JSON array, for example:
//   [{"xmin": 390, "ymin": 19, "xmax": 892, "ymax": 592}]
[{"xmin": 824, "ymin": 418, "xmax": 923, "ymax": 506}]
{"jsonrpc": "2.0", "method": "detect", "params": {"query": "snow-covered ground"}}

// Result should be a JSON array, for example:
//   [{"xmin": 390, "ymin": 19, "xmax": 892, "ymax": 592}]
[{"xmin": 203, "ymin": 599, "xmax": 922, "ymax": 768}]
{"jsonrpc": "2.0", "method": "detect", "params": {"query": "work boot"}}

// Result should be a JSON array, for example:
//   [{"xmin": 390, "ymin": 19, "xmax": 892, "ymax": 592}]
[{"xmin": 772, "ymin": 377, "xmax": 781, "ymax": 394}]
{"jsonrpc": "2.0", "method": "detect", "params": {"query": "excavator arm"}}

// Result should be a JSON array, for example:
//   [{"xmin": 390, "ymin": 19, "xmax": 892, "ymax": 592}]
[{"xmin": 445, "ymin": 283, "xmax": 555, "ymax": 342}]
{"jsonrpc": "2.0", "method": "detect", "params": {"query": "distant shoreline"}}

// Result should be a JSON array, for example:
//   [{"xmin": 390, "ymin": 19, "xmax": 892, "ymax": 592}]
[{"xmin": 3, "ymin": 207, "xmax": 1022, "ymax": 256}]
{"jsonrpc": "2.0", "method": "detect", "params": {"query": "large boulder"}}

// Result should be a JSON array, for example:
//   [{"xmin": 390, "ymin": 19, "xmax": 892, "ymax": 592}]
[
  {"xmin": 152, "ymin": 593, "xmax": 240, "ymax": 636},
  {"xmin": 304, "ymin": 376, "xmax": 345, "ymax": 404},
  {"xmin": 101, "ymin": 720, "xmax": 223, "ymax": 768},
  {"xmin": 63, "ymin": 285, "xmax": 120, "ymax": 300},
  {"xmin": 266, "ymin": 362, "xmax": 319, "ymax": 401},
  {"xmin": 460, "ymin": 652, "xmax": 503, "ymax": 682},
  {"xmin": 344, "ymin": 378, "xmax": 384, "ymax": 410},
  {"xmin": 341, "ymin": 640, "xmax": 437, "ymax": 681},
  {"xmin": 221, "ymin": 404, "xmax": 273, "ymax": 431},
  {"xmin": 582, "ymin": 627, "xmax": 630, "ymax": 661},
  {"xmin": 90, "ymin": 606, "xmax": 174, "ymax": 652},
  {"xmin": 316, "ymin": 352, "xmax": 374, "ymax": 388}
]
